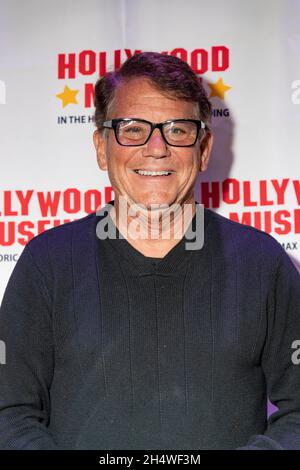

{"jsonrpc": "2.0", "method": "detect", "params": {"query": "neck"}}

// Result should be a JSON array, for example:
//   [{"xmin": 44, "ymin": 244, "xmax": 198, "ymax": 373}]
[{"xmin": 109, "ymin": 195, "xmax": 196, "ymax": 258}]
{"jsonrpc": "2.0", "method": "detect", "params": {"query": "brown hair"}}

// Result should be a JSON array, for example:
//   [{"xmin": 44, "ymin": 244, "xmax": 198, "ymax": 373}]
[{"xmin": 94, "ymin": 51, "xmax": 212, "ymax": 130}]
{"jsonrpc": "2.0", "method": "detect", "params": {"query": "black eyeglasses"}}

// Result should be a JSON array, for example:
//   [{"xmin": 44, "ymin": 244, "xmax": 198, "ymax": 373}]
[{"xmin": 99, "ymin": 118, "xmax": 207, "ymax": 147}]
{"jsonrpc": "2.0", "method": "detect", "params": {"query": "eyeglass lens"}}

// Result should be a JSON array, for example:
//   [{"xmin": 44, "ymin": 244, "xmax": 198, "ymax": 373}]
[{"xmin": 117, "ymin": 120, "xmax": 198, "ymax": 146}]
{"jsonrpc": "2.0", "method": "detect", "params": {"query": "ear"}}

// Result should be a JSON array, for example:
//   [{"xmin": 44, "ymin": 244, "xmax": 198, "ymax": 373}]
[
  {"xmin": 199, "ymin": 131, "xmax": 213, "ymax": 172},
  {"xmin": 93, "ymin": 129, "xmax": 108, "ymax": 170}
]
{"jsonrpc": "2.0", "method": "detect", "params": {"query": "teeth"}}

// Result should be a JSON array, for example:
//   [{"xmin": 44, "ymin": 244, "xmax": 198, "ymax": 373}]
[{"xmin": 135, "ymin": 170, "xmax": 171, "ymax": 176}]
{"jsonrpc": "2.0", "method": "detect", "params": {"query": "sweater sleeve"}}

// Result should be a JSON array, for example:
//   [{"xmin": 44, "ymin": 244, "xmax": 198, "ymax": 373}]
[
  {"xmin": 237, "ymin": 247, "xmax": 300, "ymax": 450},
  {"xmin": 0, "ymin": 243, "xmax": 59, "ymax": 449}
]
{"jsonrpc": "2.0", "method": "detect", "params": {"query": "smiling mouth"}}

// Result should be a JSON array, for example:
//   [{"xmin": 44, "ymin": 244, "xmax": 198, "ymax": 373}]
[{"xmin": 133, "ymin": 169, "xmax": 175, "ymax": 176}]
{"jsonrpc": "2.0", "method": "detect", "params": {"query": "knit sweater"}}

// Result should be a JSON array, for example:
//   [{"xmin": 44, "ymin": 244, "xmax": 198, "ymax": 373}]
[{"xmin": 0, "ymin": 201, "xmax": 299, "ymax": 450}]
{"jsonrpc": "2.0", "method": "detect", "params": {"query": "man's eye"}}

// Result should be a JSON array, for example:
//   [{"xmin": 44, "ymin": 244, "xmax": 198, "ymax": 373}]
[
  {"xmin": 124, "ymin": 126, "xmax": 143, "ymax": 133},
  {"xmin": 171, "ymin": 127, "xmax": 186, "ymax": 134}
]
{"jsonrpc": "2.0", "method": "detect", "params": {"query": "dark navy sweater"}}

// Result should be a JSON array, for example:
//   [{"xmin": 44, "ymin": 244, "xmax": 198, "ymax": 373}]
[{"xmin": 0, "ymin": 201, "xmax": 299, "ymax": 449}]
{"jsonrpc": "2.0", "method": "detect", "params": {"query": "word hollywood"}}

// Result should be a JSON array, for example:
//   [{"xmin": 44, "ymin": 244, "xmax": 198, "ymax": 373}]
[
  {"xmin": 58, "ymin": 46, "xmax": 229, "ymax": 79},
  {"xmin": 0, "ymin": 188, "xmax": 114, "ymax": 217}
]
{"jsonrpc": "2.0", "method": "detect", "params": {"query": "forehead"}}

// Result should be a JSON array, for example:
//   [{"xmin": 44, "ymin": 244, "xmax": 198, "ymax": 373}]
[{"xmin": 108, "ymin": 78, "xmax": 199, "ymax": 119}]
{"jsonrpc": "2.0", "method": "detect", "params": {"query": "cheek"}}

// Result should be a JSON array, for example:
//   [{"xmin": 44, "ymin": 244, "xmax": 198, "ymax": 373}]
[
  {"xmin": 180, "ymin": 152, "xmax": 201, "ymax": 174},
  {"xmin": 106, "ymin": 149, "xmax": 133, "ymax": 184},
  {"xmin": 105, "ymin": 142, "xmax": 122, "ymax": 172}
]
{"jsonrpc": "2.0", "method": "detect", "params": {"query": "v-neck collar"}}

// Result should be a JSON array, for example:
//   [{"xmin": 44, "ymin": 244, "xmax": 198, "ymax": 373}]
[{"xmin": 96, "ymin": 200, "xmax": 212, "ymax": 276}]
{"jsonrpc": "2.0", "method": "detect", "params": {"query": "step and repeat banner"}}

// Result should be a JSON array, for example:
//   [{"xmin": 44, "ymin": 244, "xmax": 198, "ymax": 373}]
[{"xmin": 0, "ymin": 0, "xmax": 299, "ymax": 302}]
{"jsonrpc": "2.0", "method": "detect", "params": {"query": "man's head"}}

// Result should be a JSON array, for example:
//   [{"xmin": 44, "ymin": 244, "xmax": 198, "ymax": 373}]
[{"xmin": 93, "ymin": 52, "xmax": 213, "ymax": 209}]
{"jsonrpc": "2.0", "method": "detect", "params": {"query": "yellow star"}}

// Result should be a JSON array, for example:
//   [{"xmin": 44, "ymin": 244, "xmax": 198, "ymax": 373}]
[
  {"xmin": 56, "ymin": 85, "xmax": 79, "ymax": 108},
  {"xmin": 208, "ymin": 78, "xmax": 231, "ymax": 100}
]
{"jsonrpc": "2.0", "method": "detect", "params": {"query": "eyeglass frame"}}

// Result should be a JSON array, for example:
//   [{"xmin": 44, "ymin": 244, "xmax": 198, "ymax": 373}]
[{"xmin": 99, "ymin": 118, "xmax": 208, "ymax": 147}]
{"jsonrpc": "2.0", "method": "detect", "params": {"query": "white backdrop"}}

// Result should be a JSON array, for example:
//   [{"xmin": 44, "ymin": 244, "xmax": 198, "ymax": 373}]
[{"xmin": 0, "ymin": 0, "xmax": 299, "ymax": 301}]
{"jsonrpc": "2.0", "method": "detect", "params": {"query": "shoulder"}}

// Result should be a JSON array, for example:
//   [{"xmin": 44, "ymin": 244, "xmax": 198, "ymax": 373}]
[
  {"xmin": 203, "ymin": 207, "xmax": 291, "ymax": 271},
  {"xmin": 26, "ymin": 212, "xmax": 96, "ymax": 250},
  {"xmin": 22, "ymin": 212, "xmax": 97, "ymax": 275}
]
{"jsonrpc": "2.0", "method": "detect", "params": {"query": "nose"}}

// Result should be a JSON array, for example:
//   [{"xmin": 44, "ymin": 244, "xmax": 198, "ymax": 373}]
[{"xmin": 143, "ymin": 128, "xmax": 170, "ymax": 158}]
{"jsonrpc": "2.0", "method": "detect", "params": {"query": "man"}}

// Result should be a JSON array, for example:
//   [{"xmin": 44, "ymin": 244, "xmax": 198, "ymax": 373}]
[{"xmin": 0, "ymin": 52, "xmax": 299, "ymax": 450}]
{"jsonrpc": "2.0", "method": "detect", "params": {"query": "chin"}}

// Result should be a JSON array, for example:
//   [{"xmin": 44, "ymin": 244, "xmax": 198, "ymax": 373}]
[{"xmin": 136, "ymin": 195, "xmax": 175, "ymax": 210}]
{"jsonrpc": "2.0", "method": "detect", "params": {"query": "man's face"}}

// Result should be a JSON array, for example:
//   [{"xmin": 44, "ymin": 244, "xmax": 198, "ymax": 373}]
[{"xmin": 94, "ymin": 78, "xmax": 213, "ymax": 209}]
